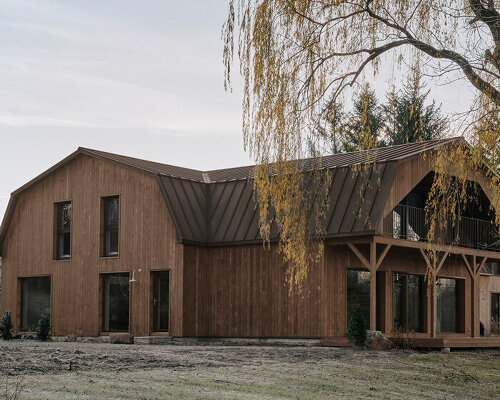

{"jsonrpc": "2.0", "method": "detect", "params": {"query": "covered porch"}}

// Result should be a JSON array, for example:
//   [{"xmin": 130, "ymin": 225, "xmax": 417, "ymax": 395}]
[{"xmin": 322, "ymin": 235, "xmax": 500, "ymax": 348}]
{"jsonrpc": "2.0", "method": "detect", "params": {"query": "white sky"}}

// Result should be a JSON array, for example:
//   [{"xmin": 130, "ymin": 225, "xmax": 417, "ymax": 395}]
[{"xmin": 0, "ymin": 0, "xmax": 477, "ymax": 221}]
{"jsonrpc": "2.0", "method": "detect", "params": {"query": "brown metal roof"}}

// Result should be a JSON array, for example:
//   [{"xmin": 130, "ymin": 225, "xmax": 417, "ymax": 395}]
[
  {"xmin": 160, "ymin": 161, "xmax": 398, "ymax": 246},
  {"xmin": 0, "ymin": 137, "xmax": 462, "ymax": 253},
  {"xmin": 83, "ymin": 137, "xmax": 459, "ymax": 183}
]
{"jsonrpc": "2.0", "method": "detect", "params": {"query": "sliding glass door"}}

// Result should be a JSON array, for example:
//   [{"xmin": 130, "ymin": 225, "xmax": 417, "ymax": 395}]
[
  {"xmin": 436, "ymin": 277, "xmax": 459, "ymax": 333},
  {"xmin": 393, "ymin": 274, "xmax": 424, "ymax": 333}
]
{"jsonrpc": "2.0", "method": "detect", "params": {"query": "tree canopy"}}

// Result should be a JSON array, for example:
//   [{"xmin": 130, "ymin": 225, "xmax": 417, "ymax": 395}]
[
  {"xmin": 384, "ymin": 72, "xmax": 448, "ymax": 146},
  {"xmin": 223, "ymin": 0, "xmax": 500, "ymax": 287}
]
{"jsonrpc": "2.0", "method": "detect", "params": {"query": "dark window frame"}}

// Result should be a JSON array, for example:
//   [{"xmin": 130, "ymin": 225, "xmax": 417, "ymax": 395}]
[
  {"xmin": 54, "ymin": 201, "xmax": 72, "ymax": 260},
  {"xmin": 101, "ymin": 195, "xmax": 120, "ymax": 258},
  {"xmin": 346, "ymin": 268, "xmax": 371, "ymax": 331},
  {"xmin": 392, "ymin": 272, "xmax": 426, "ymax": 333},
  {"xmin": 436, "ymin": 276, "xmax": 465, "ymax": 334},
  {"xmin": 491, "ymin": 292, "xmax": 499, "ymax": 336},
  {"xmin": 19, "ymin": 276, "xmax": 51, "ymax": 332},
  {"xmin": 101, "ymin": 272, "xmax": 130, "ymax": 333},
  {"xmin": 151, "ymin": 270, "xmax": 170, "ymax": 333}
]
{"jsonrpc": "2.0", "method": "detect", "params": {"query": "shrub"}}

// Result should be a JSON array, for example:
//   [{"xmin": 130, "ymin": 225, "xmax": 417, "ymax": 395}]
[
  {"xmin": 0, "ymin": 311, "xmax": 13, "ymax": 340},
  {"xmin": 347, "ymin": 307, "xmax": 367, "ymax": 346},
  {"xmin": 390, "ymin": 328, "xmax": 414, "ymax": 350},
  {"xmin": 36, "ymin": 314, "xmax": 51, "ymax": 341}
]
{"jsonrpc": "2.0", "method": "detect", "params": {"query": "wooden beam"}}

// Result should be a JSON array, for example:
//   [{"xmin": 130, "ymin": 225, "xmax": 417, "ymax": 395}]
[
  {"xmin": 374, "ymin": 235, "xmax": 500, "ymax": 260},
  {"xmin": 461, "ymin": 254, "xmax": 473, "ymax": 278},
  {"xmin": 347, "ymin": 243, "xmax": 370, "ymax": 270},
  {"xmin": 474, "ymin": 256, "xmax": 488, "ymax": 275},
  {"xmin": 419, "ymin": 248, "xmax": 431, "ymax": 270},
  {"xmin": 435, "ymin": 251, "xmax": 450, "ymax": 275},
  {"xmin": 376, "ymin": 244, "xmax": 392, "ymax": 270}
]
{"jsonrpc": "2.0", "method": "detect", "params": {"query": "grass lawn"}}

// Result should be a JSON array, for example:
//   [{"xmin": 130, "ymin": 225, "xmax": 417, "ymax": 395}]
[{"xmin": 1, "ymin": 341, "xmax": 499, "ymax": 399}]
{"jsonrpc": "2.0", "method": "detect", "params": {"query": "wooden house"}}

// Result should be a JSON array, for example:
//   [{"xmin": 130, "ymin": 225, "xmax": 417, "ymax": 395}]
[{"xmin": 1, "ymin": 138, "xmax": 499, "ymax": 347}]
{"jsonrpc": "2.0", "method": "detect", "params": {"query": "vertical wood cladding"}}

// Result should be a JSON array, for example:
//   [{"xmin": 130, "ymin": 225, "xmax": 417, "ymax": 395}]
[
  {"xmin": 0, "ymin": 149, "xmax": 488, "ymax": 340},
  {"xmin": 1, "ymin": 154, "xmax": 183, "ymax": 337},
  {"xmin": 182, "ymin": 244, "xmax": 474, "ymax": 338}
]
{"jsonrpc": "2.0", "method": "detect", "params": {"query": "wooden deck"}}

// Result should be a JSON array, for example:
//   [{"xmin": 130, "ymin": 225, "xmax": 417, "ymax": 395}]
[{"xmin": 321, "ymin": 335, "xmax": 500, "ymax": 348}]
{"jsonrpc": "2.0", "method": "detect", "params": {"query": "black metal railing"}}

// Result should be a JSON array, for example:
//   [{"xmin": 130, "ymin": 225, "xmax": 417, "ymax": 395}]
[{"xmin": 384, "ymin": 204, "xmax": 500, "ymax": 252}]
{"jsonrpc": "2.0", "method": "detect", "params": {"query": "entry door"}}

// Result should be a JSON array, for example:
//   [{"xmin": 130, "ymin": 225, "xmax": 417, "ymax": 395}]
[{"xmin": 152, "ymin": 271, "xmax": 169, "ymax": 332}]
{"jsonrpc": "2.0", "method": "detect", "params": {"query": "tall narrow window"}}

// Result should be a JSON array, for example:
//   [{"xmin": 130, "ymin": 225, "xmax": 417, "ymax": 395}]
[
  {"xmin": 55, "ymin": 201, "xmax": 71, "ymax": 259},
  {"xmin": 437, "ymin": 277, "xmax": 461, "ymax": 333},
  {"xmin": 393, "ymin": 273, "xmax": 424, "ymax": 333},
  {"xmin": 346, "ymin": 270, "xmax": 370, "ymax": 328},
  {"xmin": 491, "ymin": 293, "xmax": 499, "ymax": 336},
  {"xmin": 102, "ymin": 196, "xmax": 119, "ymax": 257}
]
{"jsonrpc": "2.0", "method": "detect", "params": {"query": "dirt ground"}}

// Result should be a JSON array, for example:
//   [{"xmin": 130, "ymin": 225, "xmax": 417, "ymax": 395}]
[{"xmin": 0, "ymin": 340, "xmax": 499, "ymax": 399}]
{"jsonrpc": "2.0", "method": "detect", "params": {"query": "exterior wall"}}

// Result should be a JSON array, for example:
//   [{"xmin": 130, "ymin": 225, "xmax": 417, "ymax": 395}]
[
  {"xmin": 479, "ymin": 275, "xmax": 500, "ymax": 336},
  {"xmin": 182, "ymin": 244, "xmax": 325, "ymax": 337},
  {"xmin": 182, "ymin": 243, "xmax": 474, "ymax": 338},
  {"xmin": 0, "ymin": 155, "xmax": 183, "ymax": 337}
]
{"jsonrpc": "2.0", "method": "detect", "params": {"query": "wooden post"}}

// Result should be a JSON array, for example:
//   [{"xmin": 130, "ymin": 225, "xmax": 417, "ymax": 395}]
[
  {"xmin": 431, "ymin": 252, "xmax": 437, "ymax": 338},
  {"xmin": 470, "ymin": 255, "xmax": 486, "ymax": 338},
  {"xmin": 369, "ymin": 240, "xmax": 377, "ymax": 331}
]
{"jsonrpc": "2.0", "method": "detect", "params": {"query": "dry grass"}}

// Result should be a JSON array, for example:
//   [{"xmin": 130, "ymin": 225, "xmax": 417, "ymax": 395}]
[{"xmin": 0, "ymin": 340, "xmax": 498, "ymax": 399}]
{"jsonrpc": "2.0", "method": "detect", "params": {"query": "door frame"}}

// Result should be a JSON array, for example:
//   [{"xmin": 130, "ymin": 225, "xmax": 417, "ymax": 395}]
[{"xmin": 149, "ymin": 269, "xmax": 171, "ymax": 335}]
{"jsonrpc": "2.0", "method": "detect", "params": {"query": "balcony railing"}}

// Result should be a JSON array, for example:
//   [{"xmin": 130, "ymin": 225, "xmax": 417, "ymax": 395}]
[{"xmin": 384, "ymin": 204, "xmax": 500, "ymax": 252}]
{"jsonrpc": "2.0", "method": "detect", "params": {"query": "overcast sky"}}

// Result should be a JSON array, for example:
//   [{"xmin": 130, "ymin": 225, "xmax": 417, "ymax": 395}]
[{"xmin": 0, "ymin": 0, "xmax": 476, "ymax": 221}]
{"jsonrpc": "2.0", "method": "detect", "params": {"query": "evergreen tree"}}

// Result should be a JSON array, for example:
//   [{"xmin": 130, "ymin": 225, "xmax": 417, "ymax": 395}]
[
  {"xmin": 310, "ymin": 99, "xmax": 346, "ymax": 156},
  {"xmin": 384, "ymin": 73, "xmax": 448, "ymax": 145},
  {"xmin": 36, "ymin": 314, "xmax": 51, "ymax": 341},
  {"xmin": 343, "ymin": 85, "xmax": 383, "ymax": 152},
  {"xmin": 347, "ymin": 307, "xmax": 367, "ymax": 346},
  {"xmin": 0, "ymin": 311, "xmax": 13, "ymax": 340}
]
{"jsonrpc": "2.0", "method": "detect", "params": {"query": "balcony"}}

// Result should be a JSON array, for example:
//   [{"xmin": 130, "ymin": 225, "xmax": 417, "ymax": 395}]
[{"xmin": 384, "ymin": 204, "xmax": 500, "ymax": 252}]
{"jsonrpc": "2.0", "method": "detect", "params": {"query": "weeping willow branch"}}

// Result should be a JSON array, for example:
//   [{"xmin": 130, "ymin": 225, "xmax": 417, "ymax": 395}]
[{"xmin": 223, "ymin": 0, "xmax": 500, "ymax": 288}]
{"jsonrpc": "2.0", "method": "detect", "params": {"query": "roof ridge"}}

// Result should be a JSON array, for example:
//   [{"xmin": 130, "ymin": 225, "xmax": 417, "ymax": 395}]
[{"xmin": 80, "ymin": 137, "xmax": 460, "ymax": 178}]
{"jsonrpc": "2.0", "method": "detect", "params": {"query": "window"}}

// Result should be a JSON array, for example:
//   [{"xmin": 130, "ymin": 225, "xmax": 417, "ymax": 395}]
[
  {"xmin": 491, "ymin": 293, "xmax": 499, "ymax": 336},
  {"xmin": 102, "ymin": 196, "xmax": 119, "ymax": 257},
  {"xmin": 21, "ymin": 277, "xmax": 51, "ymax": 332},
  {"xmin": 436, "ymin": 277, "xmax": 464, "ymax": 333},
  {"xmin": 55, "ymin": 201, "xmax": 71, "ymax": 259},
  {"xmin": 393, "ymin": 273, "xmax": 424, "ymax": 333},
  {"xmin": 102, "ymin": 273, "xmax": 129, "ymax": 332},
  {"xmin": 346, "ymin": 270, "xmax": 370, "ymax": 328}
]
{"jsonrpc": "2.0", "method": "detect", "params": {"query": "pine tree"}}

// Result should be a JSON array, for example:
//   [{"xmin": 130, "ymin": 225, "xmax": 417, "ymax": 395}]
[
  {"xmin": 347, "ymin": 307, "xmax": 367, "ymax": 346},
  {"xmin": 384, "ymin": 72, "xmax": 448, "ymax": 145},
  {"xmin": 36, "ymin": 314, "xmax": 51, "ymax": 341},
  {"xmin": 343, "ymin": 85, "xmax": 383, "ymax": 152},
  {"xmin": 0, "ymin": 311, "xmax": 13, "ymax": 340}
]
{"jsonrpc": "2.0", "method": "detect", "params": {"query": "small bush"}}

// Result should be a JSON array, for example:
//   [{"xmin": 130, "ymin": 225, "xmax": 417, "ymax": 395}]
[
  {"xmin": 347, "ymin": 307, "xmax": 367, "ymax": 346},
  {"xmin": 36, "ymin": 314, "xmax": 51, "ymax": 341},
  {"xmin": 0, "ymin": 311, "xmax": 13, "ymax": 340},
  {"xmin": 390, "ymin": 328, "xmax": 414, "ymax": 350}
]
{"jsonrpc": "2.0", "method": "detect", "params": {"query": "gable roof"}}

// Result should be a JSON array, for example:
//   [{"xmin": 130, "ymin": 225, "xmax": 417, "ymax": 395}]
[{"xmin": 0, "ymin": 137, "xmax": 463, "ymax": 253}]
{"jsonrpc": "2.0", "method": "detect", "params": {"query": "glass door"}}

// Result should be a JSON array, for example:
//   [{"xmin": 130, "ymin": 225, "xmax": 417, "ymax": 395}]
[
  {"xmin": 152, "ymin": 271, "xmax": 170, "ymax": 332},
  {"xmin": 491, "ymin": 293, "xmax": 499, "ymax": 336}
]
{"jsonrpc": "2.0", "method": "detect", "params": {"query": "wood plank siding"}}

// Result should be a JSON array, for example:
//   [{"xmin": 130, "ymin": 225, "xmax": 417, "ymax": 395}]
[
  {"xmin": 1, "ymin": 154, "xmax": 184, "ymax": 337},
  {"xmin": 181, "ymin": 244, "xmax": 477, "ymax": 338},
  {"xmin": 0, "ymin": 139, "xmax": 498, "ymax": 346}
]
